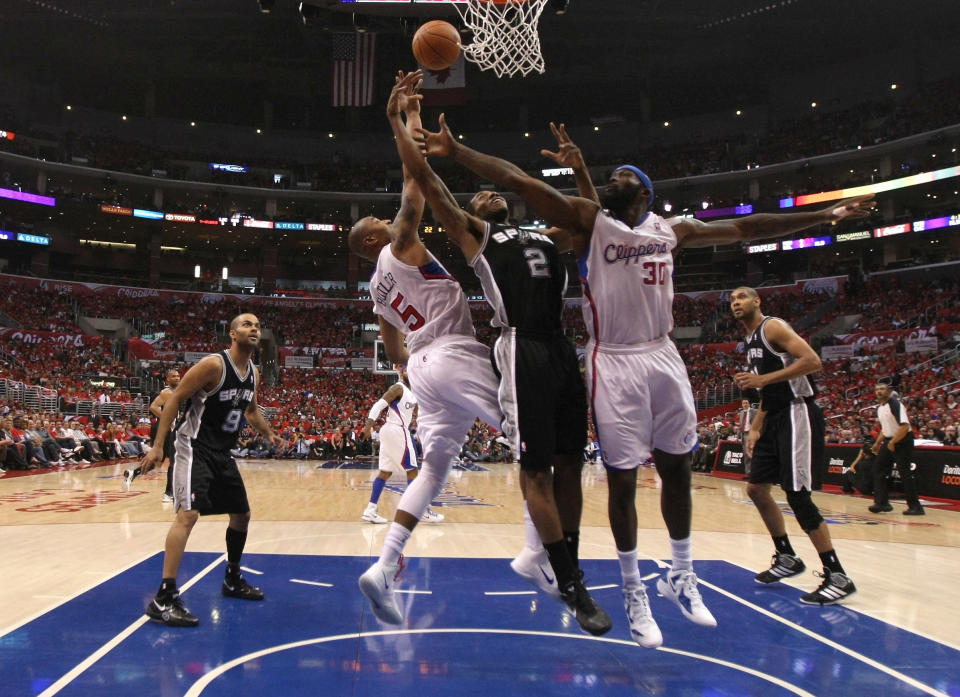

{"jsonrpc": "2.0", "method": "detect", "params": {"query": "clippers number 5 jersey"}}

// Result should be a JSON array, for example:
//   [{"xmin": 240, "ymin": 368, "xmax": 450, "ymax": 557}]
[
  {"xmin": 384, "ymin": 383, "xmax": 417, "ymax": 428},
  {"xmin": 371, "ymin": 244, "xmax": 475, "ymax": 355},
  {"xmin": 579, "ymin": 210, "xmax": 678, "ymax": 345},
  {"xmin": 179, "ymin": 350, "xmax": 257, "ymax": 450},
  {"xmin": 470, "ymin": 223, "xmax": 565, "ymax": 332},
  {"xmin": 745, "ymin": 316, "xmax": 815, "ymax": 414}
]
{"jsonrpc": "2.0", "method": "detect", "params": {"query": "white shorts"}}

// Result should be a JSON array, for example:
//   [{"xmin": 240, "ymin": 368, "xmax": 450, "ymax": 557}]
[
  {"xmin": 586, "ymin": 336, "xmax": 698, "ymax": 469},
  {"xmin": 407, "ymin": 335, "xmax": 503, "ymax": 478},
  {"xmin": 378, "ymin": 423, "xmax": 417, "ymax": 475}
]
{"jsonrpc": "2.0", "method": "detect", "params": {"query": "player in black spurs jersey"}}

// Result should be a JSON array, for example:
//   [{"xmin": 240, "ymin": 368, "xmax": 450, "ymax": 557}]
[
  {"xmin": 732, "ymin": 287, "xmax": 856, "ymax": 605},
  {"xmin": 122, "ymin": 369, "xmax": 181, "ymax": 500},
  {"xmin": 139, "ymin": 313, "xmax": 283, "ymax": 627},
  {"xmin": 390, "ymin": 73, "xmax": 609, "ymax": 636}
]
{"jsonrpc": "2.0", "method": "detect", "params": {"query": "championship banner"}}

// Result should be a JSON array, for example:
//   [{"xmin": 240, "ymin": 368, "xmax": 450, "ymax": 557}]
[
  {"xmin": 183, "ymin": 351, "xmax": 207, "ymax": 364},
  {"xmin": 0, "ymin": 328, "xmax": 103, "ymax": 347},
  {"xmin": 821, "ymin": 345, "xmax": 855, "ymax": 361},
  {"xmin": 284, "ymin": 355, "xmax": 314, "ymax": 369}
]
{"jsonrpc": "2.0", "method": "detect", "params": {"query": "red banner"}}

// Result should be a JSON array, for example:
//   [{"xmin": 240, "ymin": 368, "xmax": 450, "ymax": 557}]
[{"xmin": 834, "ymin": 324, "xmax": 960, "ymax": 347}]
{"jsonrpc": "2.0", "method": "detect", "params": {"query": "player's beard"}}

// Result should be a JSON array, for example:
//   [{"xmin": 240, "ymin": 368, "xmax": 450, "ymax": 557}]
[{"xmin": 600, "ymin": 184, "xmax": 639, "ymax": 214}]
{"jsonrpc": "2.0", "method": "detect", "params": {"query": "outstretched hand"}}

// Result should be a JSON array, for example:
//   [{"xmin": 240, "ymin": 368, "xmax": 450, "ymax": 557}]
[
  {"xmin": 540, "ymin": 122, "xmax": 586, "ymax": 170},
  {"xmin": 415, "ymin": 113, "xmax": 456, "ymax": 158},
  {"xmin": 825, "ymin": 194, "xmax": 875, "ymax": 222},
  {"xmin": 387, "ymin": 70, "xmax": 423, "ymax": 117}
]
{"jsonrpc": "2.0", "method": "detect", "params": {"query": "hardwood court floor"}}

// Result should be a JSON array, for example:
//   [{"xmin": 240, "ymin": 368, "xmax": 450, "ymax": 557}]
[{"xmin": 1, "ymin": 457, "xmax": 958, "ymax": 697}]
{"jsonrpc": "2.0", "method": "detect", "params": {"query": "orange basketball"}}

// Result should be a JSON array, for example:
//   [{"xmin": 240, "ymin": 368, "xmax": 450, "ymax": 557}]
[{"xmin": 412, "ymin": 20, "xmax": 461, "ymax": 71}]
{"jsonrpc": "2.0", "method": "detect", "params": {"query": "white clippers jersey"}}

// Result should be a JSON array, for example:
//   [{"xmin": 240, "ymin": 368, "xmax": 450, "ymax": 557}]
[
  {"xmin": 370, "ymin": 244, "xmax": 475, "ymax": 355},
  {"xmin": 579, "ymin": 210, "xmax": 678, "ymax": 345},
  {"xmin": 384, "ymin": 382, "xmax": 417, "ymax": 428}
]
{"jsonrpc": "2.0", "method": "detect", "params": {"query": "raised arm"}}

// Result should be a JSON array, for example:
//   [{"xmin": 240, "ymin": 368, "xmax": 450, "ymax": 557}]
[
  {"xmin": 418, "ymin": 114, "xmax": 600, "ymax": 238},
  {"xmin": 674, "ymin": 195, "xmax": 875, "ymax": 248},
  {"xmin": 390, "ymin": 71, "xmax": 427, "ymax": 255},
  {"xmin": 541, "ymin": 122, "xmax": 599, "ymax": 205},
  {"xmin": 388, "ymin": 74, "xmax": 486, "ymax": 260}
]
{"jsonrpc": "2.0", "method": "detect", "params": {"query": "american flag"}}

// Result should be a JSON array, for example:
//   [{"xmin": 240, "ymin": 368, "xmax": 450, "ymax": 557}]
[{"xmin": 332, "ymin": 33, "xmax": 376, "ymax": 107}]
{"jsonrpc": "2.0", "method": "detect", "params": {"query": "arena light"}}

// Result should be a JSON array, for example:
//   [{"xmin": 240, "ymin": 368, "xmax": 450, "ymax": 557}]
[
  {"xmin": 258, "ymin": 0, "xmax": 275, "ymax": 12},
  {"xmin": 779, "ymin": 165, "xmax": 960, "ymax": 208},
  {"xmin": 194, "ymin": 265, "xmax": 201, "ymax": 279},
  {"xmin": 222, "ymin": 267, "xmax": 229, "ymax": 280},
  {"xmin": 0, "ymin": 187, "xmax": 55, "ymax": 207},
  {"xmin": 549, "ymin": 0, "xmax": 569, "ymax": 14}
]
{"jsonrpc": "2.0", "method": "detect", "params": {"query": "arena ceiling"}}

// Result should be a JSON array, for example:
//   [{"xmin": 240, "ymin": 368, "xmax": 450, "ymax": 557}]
[{"xmin": 2, "ymin": 0, "xmax": 957, "ymax": 132}]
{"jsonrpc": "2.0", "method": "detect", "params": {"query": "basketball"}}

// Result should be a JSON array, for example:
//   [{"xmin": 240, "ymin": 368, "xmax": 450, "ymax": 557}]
[{"xmin": 412, "ymin": 20, "xmax": 461, "ymax": 71}]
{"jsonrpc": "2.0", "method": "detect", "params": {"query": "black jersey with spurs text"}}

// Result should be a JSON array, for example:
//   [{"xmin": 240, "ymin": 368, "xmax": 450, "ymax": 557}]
[
  {"xmin": 744, "ymin": 316, "xmax": 815, "ymax": 414},
  {"xmin": 469, "ymin": 223, "xmax": 566, "ymax": 333},
  {"xmin": 180, "ymin": 350, "xmax": 257, "ymax": 451}
]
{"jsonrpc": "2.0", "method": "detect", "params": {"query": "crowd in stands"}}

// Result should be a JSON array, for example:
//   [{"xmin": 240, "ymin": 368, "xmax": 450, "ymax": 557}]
[{"xmin": 1, "ymin": 265, "xmax": 958, "ymax": 476}]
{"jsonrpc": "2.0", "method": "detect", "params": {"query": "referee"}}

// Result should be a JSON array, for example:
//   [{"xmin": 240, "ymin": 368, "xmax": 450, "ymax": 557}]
[{"xmin": 870, "ymin": 383, "xmax": 925, "ymax": 515}]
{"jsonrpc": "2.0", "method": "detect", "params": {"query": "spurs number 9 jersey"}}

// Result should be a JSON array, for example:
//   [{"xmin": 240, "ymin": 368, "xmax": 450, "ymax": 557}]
[
  {"xmin": 579, "ymin": 210, "xmax": 678, "ymax": 345},
  {"xmin": 180, "ymin": 350, "xmax": 257, "ymax": 450},
  {"xmin": 470, "ymin": 223, "xmax": 565, "ymax": 332},
  {"xmin": 371, "ymin": 244, "xmax": 475, "ymax": 354},
  {"xmin": 745, "ymin": 316, "xmax": 815, "ymax": 414},
  {"xmin": 385, "ymin": 383, "xmax": 417, "ymax": 428}
]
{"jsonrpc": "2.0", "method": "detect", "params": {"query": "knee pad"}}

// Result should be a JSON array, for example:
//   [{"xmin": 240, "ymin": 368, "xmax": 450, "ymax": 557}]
[{"xmin": 786, "ymin": 489, "xmax": 823, "ymax": 533}]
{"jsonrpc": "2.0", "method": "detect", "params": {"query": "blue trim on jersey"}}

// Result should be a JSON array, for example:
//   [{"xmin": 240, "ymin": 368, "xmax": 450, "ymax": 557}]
[{"xmin": 419, "ymin": 260, "xmax": 456, "ymax": 281}]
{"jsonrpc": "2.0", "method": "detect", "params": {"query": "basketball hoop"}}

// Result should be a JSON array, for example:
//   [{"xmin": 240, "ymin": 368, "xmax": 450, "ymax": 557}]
[{"xmin": 454, "ymin": 0, "xmax": 548, "ymax": 78}]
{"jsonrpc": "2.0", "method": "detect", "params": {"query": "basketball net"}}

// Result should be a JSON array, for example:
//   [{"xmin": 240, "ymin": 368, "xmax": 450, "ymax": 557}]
[{"xmin": 454, "ymin": 0, "xmax": 548, "ymax": 78}]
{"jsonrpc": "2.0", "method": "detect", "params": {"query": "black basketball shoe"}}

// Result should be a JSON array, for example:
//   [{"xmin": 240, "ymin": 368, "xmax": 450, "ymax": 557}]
[
  {"xmin": 799, "ymin": 570, "xmax": 857, "ymax": 605},
  {"xmin": 755, "ymin": 553, "xmax": 806, "ymax": 584},
  {"xmin": 222, "ymin": 574, "xmax": 265, "ymax": 600},
  {"xmin": 560, "ymin": 575, "xmax": 612, "ymax": 636},
  {"xmin": 145, "ymin": 592, "xmax": 199, "ymax": 627}
]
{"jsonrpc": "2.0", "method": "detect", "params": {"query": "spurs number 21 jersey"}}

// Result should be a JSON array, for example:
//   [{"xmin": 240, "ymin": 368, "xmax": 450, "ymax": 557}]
[
  {"xmin": 579, "ymin": 210, "xmax": 678, "ymax": 345},
  {"xmin": 179, "ymin": 350, "xmax": 257, "ymax": 451},
  {"xmin": 371, "ymin": 244, "xmax": 475, "ymax": 354},
  {"xmin": 745, "ymin": 316, "xmax": 815, "ymax": 414},
  {"xmin": 470, "ymin": 223, "xmax": 566, "ymax": 332}
]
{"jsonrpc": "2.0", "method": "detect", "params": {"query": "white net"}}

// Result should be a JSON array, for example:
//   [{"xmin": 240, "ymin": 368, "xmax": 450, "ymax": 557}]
[{"xmin": 454, "ymin": 0, "xmax": 548, "ymax": 78}]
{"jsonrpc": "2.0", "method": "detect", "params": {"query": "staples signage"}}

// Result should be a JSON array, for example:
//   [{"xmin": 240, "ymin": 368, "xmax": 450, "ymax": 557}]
[{"xmin": 746, "ymin": 242, "xmax": 778, "ymax": 254}]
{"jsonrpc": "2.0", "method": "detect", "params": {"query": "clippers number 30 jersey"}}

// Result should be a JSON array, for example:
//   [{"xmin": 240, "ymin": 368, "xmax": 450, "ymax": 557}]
[
  {"xmin": 579, "ymin": 210, "xmax": 678, "ymax": 345},
  {"xmin": 179, "ymin": 350, "xmax": 257, "ymax": 451},
  {"xmin": 470, "ymin": 223, "xmax": 566, "ymax": 332},
  {"xmin": 371, "ymin": 244, "xmax": 475, "ymax": 355}
]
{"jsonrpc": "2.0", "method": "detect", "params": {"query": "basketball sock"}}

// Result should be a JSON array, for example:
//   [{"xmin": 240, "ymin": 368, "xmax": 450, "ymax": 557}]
[
  {"xmin": 818, "ymin": 550, "xmax": 844, "ymax": 575},
  {"xmin": 370, "ymin": 476, "xmax": 386, "ymax": 505},
  {"xmin": 523, "ymin": 501, "xmax": 544, "ymax": 551},
  {"xmin": 225, "ymin": 527, "xmax": 247, "ymax": 566},
  {"xmin": 563, "ymin": 529, "xmax": 580, "ymax": 568},
  {"xmin": 774, "ymin": 534, "xmax": 795, "ymax": 556},
  {"xmin": 164, "ymin": 463, "xmax": 173, "ymax": 495},
  {"xmin": 617, "ymin": 548, "xmax": 642, "ymax": 587},
  {"xmin": 670, "ymin": 536, "xmax": 693, "ymax": 572},
  {"xmin": 158, "ymin": 577, "xmax": 177, "ymax": 599},
  {"xmin": 380, "ymin": 523, "xmax": 412, "ymax": 566},
  {"xmin": 543, "ymin": 539, "xmax": 577, "ymax": 589}
]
